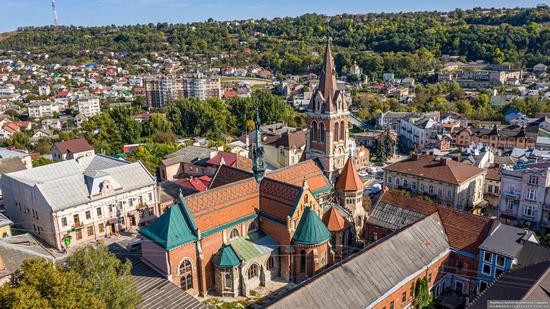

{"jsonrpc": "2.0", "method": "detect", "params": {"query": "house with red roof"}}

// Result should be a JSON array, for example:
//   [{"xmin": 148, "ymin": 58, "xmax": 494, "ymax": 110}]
[
  {"xmin": 51, "ymin": 138, "xmax": 95, "ymax": 161},
  {"xmin": 0, "ymin": 120, "xmax": 32, "ymax": 138}
]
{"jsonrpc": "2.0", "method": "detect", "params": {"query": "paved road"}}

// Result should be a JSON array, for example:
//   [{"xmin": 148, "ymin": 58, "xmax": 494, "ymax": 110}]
[{"xmin": 108, "ymin": 243, "xmax": 205, "ymax": 309}]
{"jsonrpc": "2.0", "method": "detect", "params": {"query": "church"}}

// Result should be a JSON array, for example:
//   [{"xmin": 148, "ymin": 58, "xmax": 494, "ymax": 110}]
[{"xmin": 139, "ymin": 42, "xmax": 365, "ymax": 297}]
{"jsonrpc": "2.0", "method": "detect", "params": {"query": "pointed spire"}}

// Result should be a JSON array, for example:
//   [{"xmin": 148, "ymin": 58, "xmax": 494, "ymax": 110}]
[
  {"xmin": 335, "ymin": 156, "xmax": 364, "ymax": 192},
  {"xmin": 318, "ymin": 39, "xmax": 338, "ymax": 107},
  {"xmin": 252, "ymin": 103, "xmax": 266, "ymax": 182}
]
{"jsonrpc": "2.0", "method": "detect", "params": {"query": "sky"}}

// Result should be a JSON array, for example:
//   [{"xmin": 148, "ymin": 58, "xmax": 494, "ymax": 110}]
[{"xmin": 1, "ymin": 0, "xmax": 544, "ymax": 32}]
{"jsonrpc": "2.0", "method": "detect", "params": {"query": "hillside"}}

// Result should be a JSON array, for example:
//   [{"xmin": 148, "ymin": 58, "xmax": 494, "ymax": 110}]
[{"xmin": 0, "ymin": 7, "xmax": 549, "ymax": 76}]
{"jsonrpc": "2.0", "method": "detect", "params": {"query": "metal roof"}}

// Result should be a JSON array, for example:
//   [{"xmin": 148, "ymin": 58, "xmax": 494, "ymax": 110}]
[
  {"xmin": 268, "ymin": 214, "xmax": 450, "ymax": 309},
  {"xmin": 479, "ymin": 223, "xmax": 534, "ymax": 258},
  {"xmin": 292, "ymin": 206, "xmax": 331, "ymax": 246},
  {"xmin": 229, "ymin": 233, "xmax": 277, "ymax": 262},
  {"xmin": 367, "ymin": 202, "xmax": 428, "ymax": 231},
  {"xmin": 139, "ymin": 204, "xmax": 197, "ymax": 250},
  {"xmin": 2, "ymin": 155, "xmax": 155, "ymax": 212}
]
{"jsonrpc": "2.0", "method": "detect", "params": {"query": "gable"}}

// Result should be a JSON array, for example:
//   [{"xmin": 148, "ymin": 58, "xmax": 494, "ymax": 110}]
[{"xmin": 267, "ymin": 160, "xmax": 332, "ymax": 196}]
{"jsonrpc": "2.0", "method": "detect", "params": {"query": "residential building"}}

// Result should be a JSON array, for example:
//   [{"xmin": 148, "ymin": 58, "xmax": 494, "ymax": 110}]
[
  {"xmin": 51, "ymin": 138, "xmax": 95, "ymax": 162},
  {"xmin": 469, "ymin": 261, "xmax": 550, "ymax": 308},
  {"xmin": 0, "ymin": 147, "xmax": 32, "ymax": 169},
  {"xmin": 455, "ymin": 125, "xmax": 536, "ymax": 149},
  {"xmin": 262, "ymin": 130, "xmax": 306, "ymax": 169},
  {"xmin": 27, "ymin": 100, "xmax": 59, "ymax": 118},
  {"xmin": 498, "ymin": 162, "xmax": 550, "ymax": 230},
  {"xmin": 0, "ymin": 155, "xmax": 157, "ymax": 250},
  {"xmin": 376, "ymin": 111, "xmax": 440, "ymax": 131},
  {"xmin": 305, "ymin": 42, "xmax": 349, "ymax": 181},
  {"xmin": 445, "ymin": 144, "xmax": 495, "ymax": 168},
  {"xmin": 398, "ymin": 113, "xmax": 440, "ymax": 151},
  {"xmin": 181, "ymin": 73, "xmax": 222, "ymax": 100},
  {"xmin": 383, "ymin": 154, "xmax": 487, "ymax": 210},
  {"xmin": 159, "ymin": 146, "xmax": 218, "ymax": 181},
  {"xmin": 77, "ymin": 96, "xmax": 101, "ymax": 118},
  {"xmin": 477, "ymin": 223, "xmax": 538, "ymax": 291},
  {"xmin": 144, "ymin": 77, "xmax": 179, "ymax": 110},
  {"xmin": 266, "ymin": 214, "xmax": 451, "ymax": 309}
]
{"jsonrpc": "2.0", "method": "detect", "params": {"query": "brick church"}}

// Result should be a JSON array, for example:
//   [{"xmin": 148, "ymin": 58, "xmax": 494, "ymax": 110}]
[{"xmin": 139, "ymin": 41, "xmax": 365, "ymax": 297}]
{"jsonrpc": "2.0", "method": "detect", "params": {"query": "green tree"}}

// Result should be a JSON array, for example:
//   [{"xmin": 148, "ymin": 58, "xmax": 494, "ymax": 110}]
[
  {"xmin": 32, "ymin": 157, "xmax": 54, "ymax": 168},
  {"xmin": 9, "ymin": 131, "xmax": 30, "ymax": 150},
  {"xmin": 0, "ymin": 259, "xmax": 105, "ymax": 309},
  {"xmin": 413, "ymin": 278, "xmax": 433, "ymax": 309},
  {"xmin": 65, "ymin": 245, "xmax": 140, "ymax": 309}
]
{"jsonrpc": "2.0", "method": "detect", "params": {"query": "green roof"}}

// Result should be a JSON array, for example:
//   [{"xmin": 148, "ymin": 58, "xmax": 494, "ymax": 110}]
[
  {"xmin": 539, "ymin": 128, "xmax": 550, "ymax": 138},
  {"xmin": 229, "ymin": 232, "xmax": 278, "ymax": 262},
  {"xmin": 292, "ymin": 206, "xmax": 331, "ymax": 246},
  {"xmin": 139, "ymin": 204, "xmax": 197, "ymax": 250},
  {"xmin": 213, "ymin": 245, "xmax": 241, "ymax": 267}
]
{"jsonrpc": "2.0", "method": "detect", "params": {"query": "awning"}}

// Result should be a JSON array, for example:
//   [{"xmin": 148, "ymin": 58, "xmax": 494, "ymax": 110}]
[
  {"xmin": 107, "ymin": 218, "xmax": 117, "ymax": 224},
  {"xmin": 127, "ymin": 210, "xmax": 139, "ymax": 217}
]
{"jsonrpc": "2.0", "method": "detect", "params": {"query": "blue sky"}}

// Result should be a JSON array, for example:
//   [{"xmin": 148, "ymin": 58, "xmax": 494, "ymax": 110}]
[{"xmin": 1, "ymin": 0, "xmax": 543, "ymax": 32}]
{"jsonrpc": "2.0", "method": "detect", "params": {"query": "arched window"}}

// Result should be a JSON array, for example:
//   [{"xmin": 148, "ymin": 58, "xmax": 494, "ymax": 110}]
[
  {"xmin": 247, "ymin": 264, "xmax": 258, "ymax": 279},
  {"xmin": 312, "ymin": 121, "xmax": 318, "ymax": 143},
  {"xmin": 340, "ymin": 121, "xmax": 345, "ymax": 141},
  {"xmin": 248, "ymin": 221, "xmax": 258, "ymax": 234},
  {"xmin": 319, "ymin": 122, "xmax": 326, "ymax": 143},
  {"xmin": 179, "ymin": 259, "xmax": 193, "ymax": 290},
  {"xmin": 224, "ymin": 273, "xmax": 232, "ymax": 290},
  {"xmin": 229, "ymin": 228, "xmax": 239, "ymax": 240},
  {"xmin": 300, "ymin": 249, "xmax": 307, "ymax": 274},
  {"xmin": 266, "ymin": 256, "xmax": 275, "ymax": 270},
  {"xmin": 334, "ymin": 122, "xmax": 339, "ymax": 142}
]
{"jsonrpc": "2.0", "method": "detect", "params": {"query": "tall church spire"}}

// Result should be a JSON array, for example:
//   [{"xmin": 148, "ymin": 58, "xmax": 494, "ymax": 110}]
[
  {"xmin": 318, "ymin": 39, "xmax": 338, "ymax": 108},
  {"xmin": 252, "ymin": 104, "xmax": 266, "ymax": 182}
]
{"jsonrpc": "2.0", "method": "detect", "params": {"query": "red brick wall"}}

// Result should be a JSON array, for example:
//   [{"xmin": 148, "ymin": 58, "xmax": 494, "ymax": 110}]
[
  {"xmin": 364, "ymin": 223, "xmax": 393, "ymax": 242},
  {"xmin": 372, "ymin": 253, "xmax": 449, "ymax": 309},
  {"xmin": 167, "ymin": 242, "xmax": 198, "ymax": 289}
]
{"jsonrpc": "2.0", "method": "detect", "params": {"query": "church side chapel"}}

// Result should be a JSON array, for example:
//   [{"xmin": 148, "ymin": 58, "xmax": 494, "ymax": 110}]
[{"xmin": 139, "ymin": 41, "xmax": 365, "ymax": 297}]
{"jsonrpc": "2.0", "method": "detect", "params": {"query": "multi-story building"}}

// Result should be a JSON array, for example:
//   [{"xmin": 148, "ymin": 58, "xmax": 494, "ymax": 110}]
[
  {"xmin": 144, "ymin": 77, "xmax": 179, "ymax": 110},
  {"xmin": 476, "ymin": 223, "xmax": 538, "ymax": 291},
  {"xmin": 376, "ymin": 111, "xmax": 440, "ymax": 131},
  {"xmin": 182, "ymin": 73, "xmax": 222, "ymax": 100},
  {"xmin": 398, "ymin": 113, "xmax": 440, "ymax": 151},
  {"xmin": 383, "ymin": 154, "xmax": 487, "ymax": 210},
  {"xmin": 0, "ymin": 155, "xmax": 157, "ymax": 250},
  {"xmin": 454, "ymin": 125, "xmax": 536, "ymax": 149},
  {"xmin": 77, "ymin": 96, "xmax": 101, "ymax": 118},
  {"xmin": 498, "ymin": 162, "xmax": 550, "ymax": 231},
  {"xmin": 262, "ymin": 130, "xmax": 306, "ymax": 169},
  {"xmin": 27, "ymin": 100, "xmax": 60, "ymax": 118}
]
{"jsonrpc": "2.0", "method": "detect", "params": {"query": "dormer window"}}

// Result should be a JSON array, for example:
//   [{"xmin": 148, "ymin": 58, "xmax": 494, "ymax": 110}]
[{"xmin": 100, "ymin": 180, "xmax": 113, "ymax": 195}]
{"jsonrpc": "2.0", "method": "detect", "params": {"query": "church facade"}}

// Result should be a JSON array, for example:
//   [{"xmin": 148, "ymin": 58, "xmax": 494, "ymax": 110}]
[{"xmin": 139, "ymin": 42, "xmax": 363, "ymax": 297}]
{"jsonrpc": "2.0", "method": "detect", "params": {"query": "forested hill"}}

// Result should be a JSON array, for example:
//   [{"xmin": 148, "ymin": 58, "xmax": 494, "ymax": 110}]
[{"xmin": 1, "ymin": 7, "xmax": 549, "ymax": 76}]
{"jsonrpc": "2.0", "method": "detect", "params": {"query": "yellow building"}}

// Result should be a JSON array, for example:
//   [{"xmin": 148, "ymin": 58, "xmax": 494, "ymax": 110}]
[{"xmin": 0, "ymin": 213, "xmax": 13, "ymax": 238}]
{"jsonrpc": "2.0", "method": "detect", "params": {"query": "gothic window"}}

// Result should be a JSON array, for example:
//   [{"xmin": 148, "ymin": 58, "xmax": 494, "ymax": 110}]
[
  {"xmin": 319, "ymin": 122, "xmax": 326, "ymax": 143},
  {"xmin": 224, "ymin": 273, "xmax": 233, "ymax": 290},
  {"xmin": 247, "ymin": 263, "xmax": 259, "ymax": 279},
  {"xmin": 340, "ymin": 121, "xmax": 345, "ymax": 141},
  {"xmin": 334, "ymin": 122, "xmax": 339, "ymax": 142},
  {"xmin": 266, "ymin": 256, "xmax": 275, "ymax": 270},
  {"xmin": 229, "ymin": 228, "xmax": 239, "ymax": 240},
  {"xmin": 179, "ymin": 259, "xmax": 193, "ymax": 290},
  {"xmin": 312, "ymin": 121, "xmax": 318, "ymax": 143}
]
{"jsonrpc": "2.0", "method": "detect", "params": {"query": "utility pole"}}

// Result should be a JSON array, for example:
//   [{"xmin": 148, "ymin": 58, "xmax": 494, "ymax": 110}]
[{"xmin": 51, "ymin": 0, "xmax": 59, "ymax": 26}]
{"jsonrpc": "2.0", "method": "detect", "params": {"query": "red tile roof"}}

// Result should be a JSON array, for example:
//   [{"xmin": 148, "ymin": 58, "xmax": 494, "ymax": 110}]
[
  {"xmin": 268, "ymin": 160, "xmax": 331, "ymax": 195},
  {"xmin": 174, "ymin": 176, "xmax": 211, "ymax": 193},
  {"xmin": 384, "ymin": 155, "xmax": 486, "ymax": 185},
  {"xmin": 376, "ymin": 190, "xmax": 494, "ymax": 254},
  {"xmin": 335, "ymin": 157, "xmax": 364, "ymax": 191},
  {"xmin": 53, "ymin": 138, "xmax": 93, "ymax": 155},
  {"xmin": 210, "ymin": 165, "xmax": 254, "ymax": 189},
  {"xmin": 260, "ymin": 178, "xmax": 302, "ymax": 221},
  {"xmin": 184, "ymin": 178, "xmax": 259, "ymax": 232},
  {"xmin": 322, "ymin": 207, "xmax": 349, "ymax": 232}
]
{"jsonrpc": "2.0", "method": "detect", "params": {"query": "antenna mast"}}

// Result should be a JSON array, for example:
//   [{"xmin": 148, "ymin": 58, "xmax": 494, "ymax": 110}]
[{"xmin": 51, "ymin": 0, "xmax": 59, "ymax": 26}]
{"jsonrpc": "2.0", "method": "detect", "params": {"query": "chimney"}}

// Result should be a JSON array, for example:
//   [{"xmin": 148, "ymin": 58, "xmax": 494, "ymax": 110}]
[
  {"xmin": 411, "ymin": 152, "xmax": 418, "ymax": 161},
  {"xmin": 440, "ymin": 157, "xmax": 451, "ymax": 166}
]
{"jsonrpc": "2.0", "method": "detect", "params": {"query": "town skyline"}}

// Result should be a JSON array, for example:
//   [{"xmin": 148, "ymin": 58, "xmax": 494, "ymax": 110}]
[{"xmin": 0, "ymin": 0, "xmax": 544, "ymax": 32}]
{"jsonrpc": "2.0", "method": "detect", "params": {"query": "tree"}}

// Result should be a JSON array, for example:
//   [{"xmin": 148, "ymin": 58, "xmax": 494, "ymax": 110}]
[
  {"xmin": 0, "ymin": 259, "xmax": 105, "ymax": 309},
  {"xmin": 32, "ymin": 157, "xmax": 54, "ymax": 168},
  {"xmin": 413, "ymin": 277, "xmax": 433, "ymax": 309},
  {"xmin": 9, "ymin": 131, "xmax": 30, "ymax": 150},
  {"xmin": 65, "ymin": 245, "xmax": 140, "ymax": 309}
]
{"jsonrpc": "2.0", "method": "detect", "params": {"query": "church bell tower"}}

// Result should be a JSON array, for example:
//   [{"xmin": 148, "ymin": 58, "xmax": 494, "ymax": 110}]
[{"xmin": 305, "ymin": 40, "xmax": 350, "ymax": 181}]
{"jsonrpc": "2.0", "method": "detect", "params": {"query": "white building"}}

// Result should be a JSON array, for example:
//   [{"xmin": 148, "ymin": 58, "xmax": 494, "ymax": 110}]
[
  {"xmin": 27, "ymin": 101, "xmax": 59, "ymax": 118},
  {"xmin": 38, "ymin": 85, "xmax": 51, "ymax": 96},
  {"xmin": 0, "ymin": 155, "xmax": 157, "ymax": 250},
  {"xmin": 77, "ymin": 96, "xmax": 101, "ymax": 118}
]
